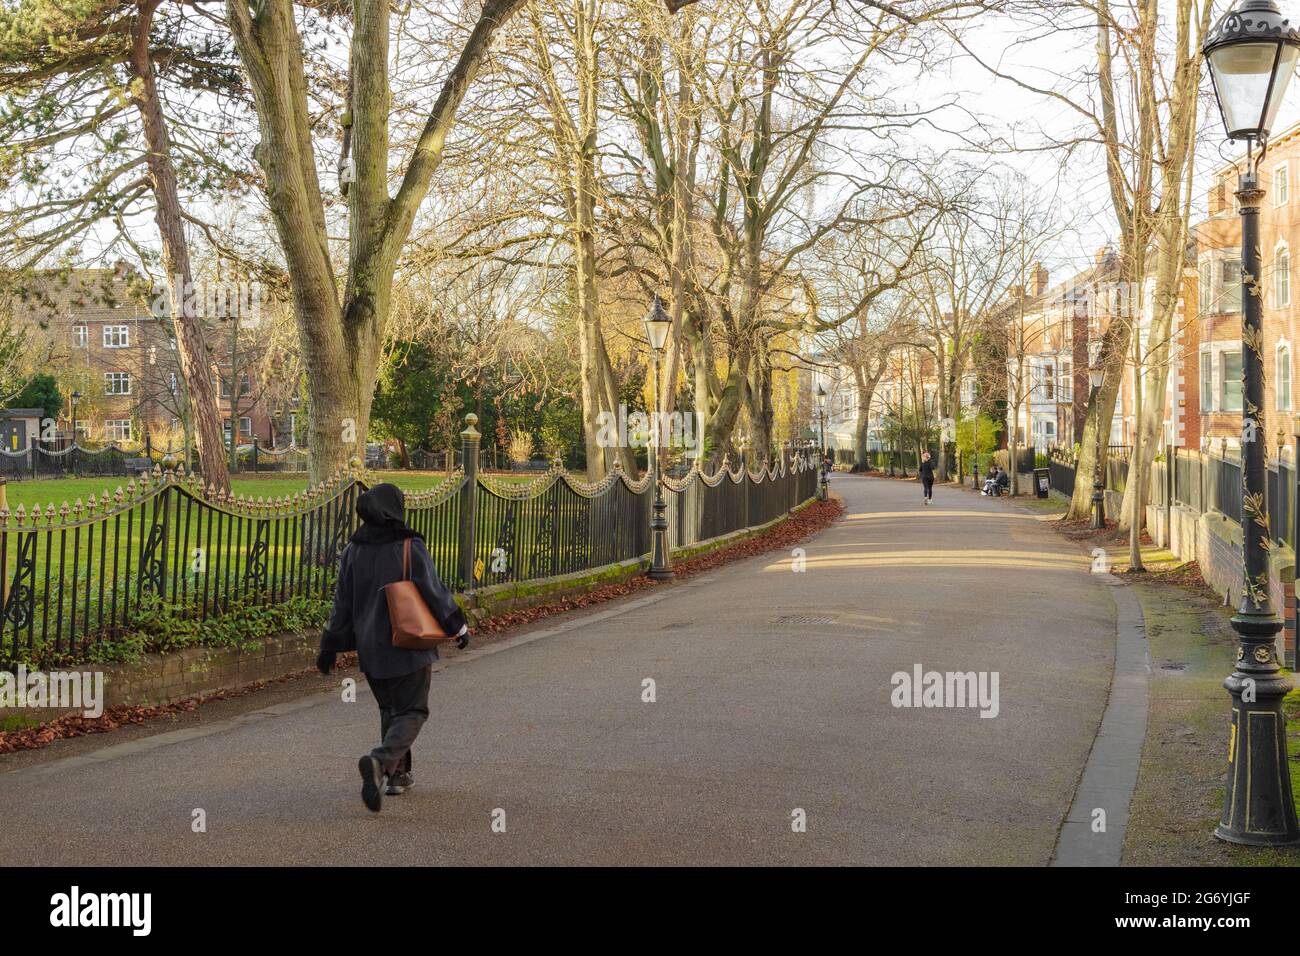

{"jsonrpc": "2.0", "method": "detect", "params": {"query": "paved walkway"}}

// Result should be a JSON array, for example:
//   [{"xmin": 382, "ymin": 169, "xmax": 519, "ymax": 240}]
[{"xmin": 0, "ymin": 476, "xmax": 1123, "ymax": 865}]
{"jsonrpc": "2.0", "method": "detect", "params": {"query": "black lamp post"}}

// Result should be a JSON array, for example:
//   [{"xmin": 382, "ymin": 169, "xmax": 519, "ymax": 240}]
[
  {"xmin": 1088, "ymin": 367, "xmax": 1106, "ymax": 529},
  {"xmin": 1204, "ymin": 0, "xmax": 1300, "ymax": 846},
  {"xmin": 644, "ymin": 296, "xmax": 674, "ymax": 581},
  {"xmin": 816, "ymin": 384, "xmax": 827, "ymax": 453},
  {"xmin": 816, "ymin": 384, "xmax": 829, "ymax": 500}
]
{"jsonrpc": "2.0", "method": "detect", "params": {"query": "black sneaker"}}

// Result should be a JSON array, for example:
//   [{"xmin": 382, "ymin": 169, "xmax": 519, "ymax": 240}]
[
  {"xmin": 358, "ymin": 755, "xmax": 383, "ymax": 812},
  {"xmin": 386, "ymin": 770, "xmax": 414, "ymax": 796}
]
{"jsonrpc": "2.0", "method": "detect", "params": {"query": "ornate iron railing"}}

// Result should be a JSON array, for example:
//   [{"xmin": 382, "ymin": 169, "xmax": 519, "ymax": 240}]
[
  {"xmin": 0, "ymin": 432, "xmax": 819, "ymax": 667},
  {"xmin": 0, "ymin": 467, "xmax": 364, "ymax": 666}
]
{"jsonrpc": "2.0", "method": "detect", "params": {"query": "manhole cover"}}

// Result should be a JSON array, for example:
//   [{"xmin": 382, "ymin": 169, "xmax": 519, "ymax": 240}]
[{"xmin": 774, "ymin": 614, "xmax": 838, "ymax": 626}]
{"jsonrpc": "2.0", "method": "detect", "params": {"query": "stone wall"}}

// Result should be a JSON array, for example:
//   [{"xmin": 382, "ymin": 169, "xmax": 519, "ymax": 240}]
[
  {"xmin": 1, "ymin": 631, "xmax": 320, "ymax": 727},
  {"xmin": 1160, "ymin": 502, "xmax": 1295, "ymax": 666}
]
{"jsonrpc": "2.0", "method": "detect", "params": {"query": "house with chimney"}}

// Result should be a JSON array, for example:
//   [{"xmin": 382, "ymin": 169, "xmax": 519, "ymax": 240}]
[{"xmin": 0, "ymin": 264, "xmax": 290, "ymax": 450}]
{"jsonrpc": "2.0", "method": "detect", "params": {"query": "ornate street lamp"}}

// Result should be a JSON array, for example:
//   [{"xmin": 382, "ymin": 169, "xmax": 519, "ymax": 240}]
[
  {"xmin": 643, "ymin": 296, "xmax": 674, "ymax": 581},
  {"xmin": 1204, "ymin": 0, "xmax": 1300, "ymax": 846},
  {"xmin": 1088, "ymin": 366, "xmax": 1106, "ymax": 530}
]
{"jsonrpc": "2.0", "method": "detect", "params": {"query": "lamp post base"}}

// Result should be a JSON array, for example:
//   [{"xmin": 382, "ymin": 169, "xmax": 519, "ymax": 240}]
[
  {"xmin": 1214, "ymin": 609, "xmax": 1300, "ymax": 846},
  {"xmin": 648, "ymin": 487, "xmax": 674, "ymax": 581}
]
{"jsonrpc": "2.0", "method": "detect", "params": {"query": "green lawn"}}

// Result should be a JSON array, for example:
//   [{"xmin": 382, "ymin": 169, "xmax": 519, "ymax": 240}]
[{"xmin": 0, "ymin": 470, "xmax": 457, "ymax": 515}]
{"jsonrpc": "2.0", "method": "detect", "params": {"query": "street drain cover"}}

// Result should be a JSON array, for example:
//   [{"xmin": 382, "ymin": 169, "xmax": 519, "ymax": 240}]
[
  {"xmin": 1159, "ymin": 661, "xmax": 1188, "ymax": 671},
  {"xmin": 775, "ymin": 614, "xmax": 838, "ymax": 626}
]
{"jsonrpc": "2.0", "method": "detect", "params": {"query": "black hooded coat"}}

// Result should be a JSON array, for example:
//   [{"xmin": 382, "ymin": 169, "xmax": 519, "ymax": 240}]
[{"xmin": 320, "ymin": 484, "xmax": 467, "ymax": 679}]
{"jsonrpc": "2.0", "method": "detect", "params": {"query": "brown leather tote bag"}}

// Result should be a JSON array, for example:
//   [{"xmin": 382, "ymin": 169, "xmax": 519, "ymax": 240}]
[{"xmin": 384, "ymin": 539, "xmax": 449, "ymax": 649}]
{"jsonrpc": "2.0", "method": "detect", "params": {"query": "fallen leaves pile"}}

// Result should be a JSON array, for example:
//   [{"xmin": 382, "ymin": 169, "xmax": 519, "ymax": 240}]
[{"xmin": 0, "ymin": 497, "xmax": 843, "ymax": 754}]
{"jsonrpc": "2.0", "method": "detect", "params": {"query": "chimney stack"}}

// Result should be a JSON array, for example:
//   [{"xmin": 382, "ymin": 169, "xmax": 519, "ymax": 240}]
[{"xmin": 1033, "ymin": 263, "xmax": 1049, "ymax": 297}]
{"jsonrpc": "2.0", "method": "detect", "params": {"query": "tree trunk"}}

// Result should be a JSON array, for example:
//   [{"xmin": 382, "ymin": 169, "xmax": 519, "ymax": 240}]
[
  {"xmin": 228, "ymin": 0, "xmax": 527, "ymax": 486},
  {"xmin": 129, "ymin": 1, "xmax": 230, "ymax": 492}
]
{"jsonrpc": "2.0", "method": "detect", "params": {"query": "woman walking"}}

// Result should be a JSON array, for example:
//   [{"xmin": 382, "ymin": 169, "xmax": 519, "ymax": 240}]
[
  {"xmin": 919, "ymin": 450, "xmax": 936, "ymax": 506},
  {"xmin": 317, "ymin": 483, "xmax": 469, "ymax": 813}
]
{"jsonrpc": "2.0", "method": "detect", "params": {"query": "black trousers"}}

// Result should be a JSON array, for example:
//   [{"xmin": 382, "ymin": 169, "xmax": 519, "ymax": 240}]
[
  {"xmin": 366, "ymin": 664, "xmax": 432, "ymax": 776},
  {"xmin": 922, "ymin": 477, "xmax": 934, "ymax": 499}
]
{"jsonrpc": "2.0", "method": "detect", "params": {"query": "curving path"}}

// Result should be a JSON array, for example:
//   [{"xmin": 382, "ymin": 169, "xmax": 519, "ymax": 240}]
[{"xmin": 0, "ymin": 475, "xmax": 1119, "ymax": 866}]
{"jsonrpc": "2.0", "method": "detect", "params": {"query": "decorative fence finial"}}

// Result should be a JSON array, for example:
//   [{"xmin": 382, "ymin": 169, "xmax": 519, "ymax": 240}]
[{"xmin": 462, "ymin": 413, "xmax": 480, "ymax": 441}]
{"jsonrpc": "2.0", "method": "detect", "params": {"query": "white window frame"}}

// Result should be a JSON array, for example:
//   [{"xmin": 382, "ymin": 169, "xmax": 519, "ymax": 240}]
[
  {"xmin": 1221, "ymin": 349, "xmax": 1244, "ymax": 412},
  {"xmin": 1220, "ymin": 257, "xmax": 1244, "ymax": 313},
  {"xmin": 1276, "ymin": 162, "xmax": 1291, "ymax": 207},
  {"xmin": 104, "ymin": 419, "xmax": 132, "ymax": 442},
  {"xmin": 1276, "ymin": 241, "xmax": 1292, "ymax": 308},
  {"xmin": 1278, "ymin": 340, "xmax": 1293, "ymax": 411},
  {"xmin": 102, "ymin": 324, "xmax": 129, "ymax": 348},
  {"xmin": 104, "ymin": 371, "xmax": 131, "ymax": 396},
  {"xmin": 73, "ymin": 325, "xmax": 88, "ymax": 348},
  {"xmin": 239, "ymin": 416, "xmax": 253, "ymax": 437}
]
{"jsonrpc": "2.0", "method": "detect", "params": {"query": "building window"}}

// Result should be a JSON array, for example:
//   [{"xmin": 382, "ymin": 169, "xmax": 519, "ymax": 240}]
[
  {"xmin": 218, "ymin": 373, "xmax": 252, "ymax": 400},
  {"xmin": 1059, "ymin": 361, "xmax": 1073, "ymax": 402},
  {"xmin": 102, "ymin": 325, "xmax": 129, "ymax": 348},
  {"xmin": 240, "ymin": 417, "xmax": 253, "ymax": 437},
  {"xmin": 73, "ymin": 325, "xmax": 88, "ymax": 348},
  {"xmin": 1277, "ymin": 244, "xmax": 1291, "ymax": 308},
  {"xmin": 1199, "ymin": 260, "xmax": 1212, "ymax": 313},
  {"xmin": 1276, "ymin": 163, "xmax": 1290, "ymax": 206},
  {"xmin": 1222, "ymin": 350, "xmax": 1243, "ymax": 412},
  {"xmin": 1200, "ymin": 350, "xmax": 1213, "ymax": 411},
  {"xmin": 1279, "ymin": 342, "xmax": 1293, "ymax": 411},
  {"xmin": 104, "ymin": 419, "xmax": 132, "ymax": 442},
  {"xmin": 1033, "ymin": 362, "xmax": 1055, "ymax": 401},
  {"xmin": 104, "ymin": 371, "xmax": 131, "ymax": 396},
  {"xmin": 1220, "ymin": 258, "xmax": 1243, "ymax": 312}
]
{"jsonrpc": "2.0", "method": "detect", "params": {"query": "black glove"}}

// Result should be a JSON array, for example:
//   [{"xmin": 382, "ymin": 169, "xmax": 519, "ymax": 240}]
[
  {"xmin": 316, "ymin": 649, "xmax": 337, "ymax": 675},
  {"xmin": 456, "ymin": 632, "xmax": 470, "ymax": 650}
]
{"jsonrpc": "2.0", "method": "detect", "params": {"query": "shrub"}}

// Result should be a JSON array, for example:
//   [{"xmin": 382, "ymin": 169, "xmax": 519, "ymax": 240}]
[{"xmin": 507, "ymin": 429, "xmax": 535, "ymax": 465}]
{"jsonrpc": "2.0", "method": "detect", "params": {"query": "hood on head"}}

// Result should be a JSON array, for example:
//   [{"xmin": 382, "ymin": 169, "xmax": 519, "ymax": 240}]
[{"xmin": 356, "ymin": 483, "xmax": 406, "ymax": 526}]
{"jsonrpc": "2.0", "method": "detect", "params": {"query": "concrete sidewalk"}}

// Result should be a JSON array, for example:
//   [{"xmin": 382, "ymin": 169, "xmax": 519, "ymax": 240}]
[{"xmin": 0, "ymin": 475, "xmax": 1120, "ymax": 865}]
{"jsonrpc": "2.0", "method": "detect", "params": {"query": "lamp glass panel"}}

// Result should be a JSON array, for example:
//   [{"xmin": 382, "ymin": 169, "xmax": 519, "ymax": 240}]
[
  {"xmin": 1209, "ymin": 41, "xmax": 1296, "ymax": 137},
  {"xmin": 644, "ymin": 318, "xmax": 670, "ymax": 351},
  {"xmin": 1262, "ymin": 45, "xmax": 1300, "ymax": 134}
]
